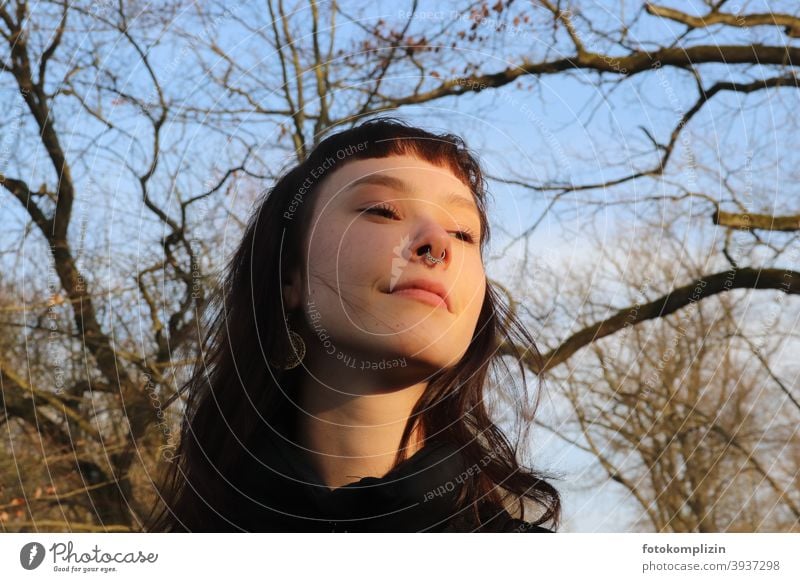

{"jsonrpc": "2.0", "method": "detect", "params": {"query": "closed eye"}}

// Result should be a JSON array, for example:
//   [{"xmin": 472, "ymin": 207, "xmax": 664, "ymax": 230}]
[
  {"xmin": 363, "ymin": 203, "xmax": 399, "ymax": 220},
  {"xmin": 360, "ymin": 202, "xmax": 477, "ymax": 244}
]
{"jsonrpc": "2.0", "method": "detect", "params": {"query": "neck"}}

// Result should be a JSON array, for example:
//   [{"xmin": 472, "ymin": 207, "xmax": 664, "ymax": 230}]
[{"xmin": 295, "ymin": 360, "xmax": 429, "ymax": 490}]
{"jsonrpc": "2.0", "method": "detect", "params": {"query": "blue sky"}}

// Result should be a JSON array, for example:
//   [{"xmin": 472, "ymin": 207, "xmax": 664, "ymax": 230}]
[{"xmin": 2, "ymin": 0, "xmax": 798, "ymax": 532}]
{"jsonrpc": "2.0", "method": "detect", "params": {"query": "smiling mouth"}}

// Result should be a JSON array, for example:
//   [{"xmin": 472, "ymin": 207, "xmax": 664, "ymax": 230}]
[{"xmin": 388, "ymin": 288, "xmax": 449, "ymax": 310}]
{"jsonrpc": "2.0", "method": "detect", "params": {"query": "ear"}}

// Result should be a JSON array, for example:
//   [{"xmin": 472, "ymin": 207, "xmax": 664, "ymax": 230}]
[{"xmin": 281, "ymin": 267, "xmax": 303, "ymax": 312}]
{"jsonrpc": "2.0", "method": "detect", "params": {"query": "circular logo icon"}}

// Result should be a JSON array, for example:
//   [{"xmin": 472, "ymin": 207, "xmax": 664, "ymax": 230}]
[{"xmin": 20, "ymin": 542, "xmax": 46, "ymax": 570}]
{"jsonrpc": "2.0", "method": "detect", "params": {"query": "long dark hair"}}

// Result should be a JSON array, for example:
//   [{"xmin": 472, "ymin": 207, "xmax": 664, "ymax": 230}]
[{"xmin": 144, "ymin": 117, "xmax": 561, "ymax": 532}]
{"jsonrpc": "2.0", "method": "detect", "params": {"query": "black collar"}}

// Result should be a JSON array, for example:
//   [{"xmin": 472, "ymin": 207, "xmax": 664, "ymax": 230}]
[{"xmin": 234, "ymin": 420, "xmax": 474, "ymax": 532}]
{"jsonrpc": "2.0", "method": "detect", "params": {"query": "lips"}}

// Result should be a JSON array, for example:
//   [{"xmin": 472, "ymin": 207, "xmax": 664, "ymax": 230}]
[{"xmin": 387, "ymin": 278, "xmax": 451, "ymax": 312}]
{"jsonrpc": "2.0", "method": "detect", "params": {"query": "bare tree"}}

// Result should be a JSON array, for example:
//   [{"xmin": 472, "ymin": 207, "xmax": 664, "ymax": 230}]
[
  {"xmin": 0, "ymin": 0, "xmax": 249, "ymax": 530},
  {"xmin": 1, "ymin": 0, "xmax": 797, "ymax": 532},
  {"xmin": 529, "ymin": 216, "xmax": 799, "ymax": 531}
]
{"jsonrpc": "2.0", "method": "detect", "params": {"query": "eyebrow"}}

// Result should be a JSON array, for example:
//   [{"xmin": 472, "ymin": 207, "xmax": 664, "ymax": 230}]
[{"xmin": 343, "ymin": 174, "xmax": 479, "ymax": 216}]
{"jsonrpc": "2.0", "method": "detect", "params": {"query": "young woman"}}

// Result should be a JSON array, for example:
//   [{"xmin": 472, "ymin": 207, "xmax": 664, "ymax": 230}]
[{"xmin": 145, "ymin": 117, "xmax": 561, "ymax": 533}]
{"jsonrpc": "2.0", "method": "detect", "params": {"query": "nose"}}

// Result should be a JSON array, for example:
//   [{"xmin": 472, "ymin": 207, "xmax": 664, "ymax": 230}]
[{"xmin": 410, "ymin": 222, "xmax": 451, "ymax": 268}]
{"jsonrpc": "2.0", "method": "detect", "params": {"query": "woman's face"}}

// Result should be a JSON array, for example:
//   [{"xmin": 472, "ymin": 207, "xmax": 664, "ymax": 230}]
[{"xmin": 284, "ymin": 154, "xmax": 487, "ymax": 377}]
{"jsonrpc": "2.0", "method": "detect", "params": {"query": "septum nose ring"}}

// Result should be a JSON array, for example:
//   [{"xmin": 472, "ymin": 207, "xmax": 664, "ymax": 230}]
[{"xmin": 424, "ymin": 248, "xmax": 446, "ymax": 265}]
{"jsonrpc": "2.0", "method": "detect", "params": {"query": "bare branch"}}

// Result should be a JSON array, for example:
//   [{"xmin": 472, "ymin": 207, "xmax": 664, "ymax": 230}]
[
  {"xmin": 504, "ymin": 267, "xmax": 800, "ymax": 372},
  {"xmin": 646, "ymin": 3, "xmax": 800, "ymax": 38},
  {"xmin": 377, "ymin": 45, "xmax": 800, "ymax": 108},
  {"xmin": 38, "ymin": 1, "xmax": 67, "ymax": 84},
  {"xmin": 713, "ymin": 209, "xmax": 800, "ymax": 232}
]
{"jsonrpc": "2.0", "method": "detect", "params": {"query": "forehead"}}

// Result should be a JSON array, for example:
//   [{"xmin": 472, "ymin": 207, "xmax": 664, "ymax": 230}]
[{"xmin": 316, "ymin": 155, "xmax": 476, "ymax": 210}]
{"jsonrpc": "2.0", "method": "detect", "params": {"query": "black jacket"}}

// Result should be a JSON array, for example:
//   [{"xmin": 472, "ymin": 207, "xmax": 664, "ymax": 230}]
[{"xmin": 223, "ymin": 418, "xmax": 554, "ymax": 533}]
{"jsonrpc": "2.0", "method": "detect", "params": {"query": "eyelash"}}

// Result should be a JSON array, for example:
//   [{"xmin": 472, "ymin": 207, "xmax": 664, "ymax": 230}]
[{"xmin": 361, "ymin": 202, "xmax": 477, "ymax": 244}]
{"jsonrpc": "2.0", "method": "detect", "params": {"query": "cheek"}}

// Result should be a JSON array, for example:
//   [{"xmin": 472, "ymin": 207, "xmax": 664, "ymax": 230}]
[
  {"xmin": 306, "ymin": 217, "xmax": 393, "ymax": 288},
  {"xmin": 339, "ymin": 226, "xmax": 399, "ymax": 286},
  {"xmin": 306, "ymin": 210, "xmax": 353, "ymax": 263}
]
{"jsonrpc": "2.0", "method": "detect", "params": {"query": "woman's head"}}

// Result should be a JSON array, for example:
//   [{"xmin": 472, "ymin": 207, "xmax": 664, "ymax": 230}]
[
  {"xmin": 284, "ymin": 153, "xmax": 488, "ymax": 384},
  {"xmin": 268, "ymin": 120, "xmax": 492, "ymax": 384},
  {"xmin": 146, "ymin": 117, "xmax": 560, "ymax": 531}
]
